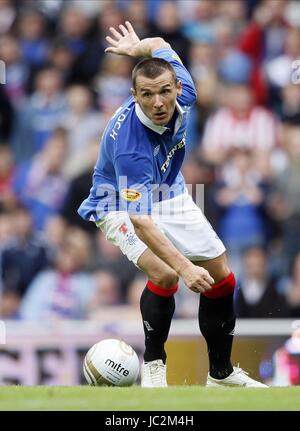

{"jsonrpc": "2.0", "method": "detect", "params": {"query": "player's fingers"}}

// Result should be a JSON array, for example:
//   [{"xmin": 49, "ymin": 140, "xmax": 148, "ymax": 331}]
[
  {"xmin": 189, "ymin": 281, "xmax": 210, "ymax": 293},
  {"xmin": 125, "ymin": 21, "xmax": 135, "ymax": 33},
  {"xmin": 109, "ymin": 27, "xmax": 122, "ymax": 40},
  {"xmin": 119, "ymin": 24, "xmax": 129, "ymax": 36},
  {"xmin": 104, "ymin": 47, "xmax": 119, "ymax": 54},
  {"xmin": 199, "ymin": 280, "xmax": 212, "ymax": 291},
  {"xmin": 204, "ymin": 274, "xmax": 215, "ymax": 285},
  {"xmin": 105, "ymin": 36, "xmax": 119, "ymax": 47}
]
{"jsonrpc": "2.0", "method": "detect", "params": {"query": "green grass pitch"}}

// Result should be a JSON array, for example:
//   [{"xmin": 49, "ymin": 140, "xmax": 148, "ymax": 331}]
[{"xmin": 0, "ymin": 386, "xmax": 300, "ymax": 411}]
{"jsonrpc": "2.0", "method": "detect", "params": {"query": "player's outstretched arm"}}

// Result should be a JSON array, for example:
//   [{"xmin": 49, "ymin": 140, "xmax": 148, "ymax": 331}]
[{"xmin": 105, "ymin": 21, "xmax": 170, "ymax": 58}]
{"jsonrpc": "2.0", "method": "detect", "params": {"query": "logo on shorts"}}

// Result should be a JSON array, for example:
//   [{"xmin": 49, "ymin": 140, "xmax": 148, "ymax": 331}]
[
  {"xmin": 125, "ymin": 232, "xmax": 138, "ymax": 246},
  {"xmin": 121, "ymin": 188, "xmax": 142, "ymax": 202},
  {"xmin": 160, "ymin": 136, "xmax": 185, "ymax": 173}
]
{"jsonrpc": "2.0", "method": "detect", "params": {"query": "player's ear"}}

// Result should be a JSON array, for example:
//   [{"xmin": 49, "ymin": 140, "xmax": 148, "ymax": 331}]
[
  {"xmin": 131, "ymin": 87, "xmax": 138, "ymax": 102},
  {"xmin": 176, "ymin": 79, "xmax": 182, "ymax": 97}
]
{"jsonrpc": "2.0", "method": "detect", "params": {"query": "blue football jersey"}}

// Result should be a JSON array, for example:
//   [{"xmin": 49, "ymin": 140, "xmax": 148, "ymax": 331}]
[{"xmin": 78, "ymin": 48, "xmax": 197, "ymax": 222}]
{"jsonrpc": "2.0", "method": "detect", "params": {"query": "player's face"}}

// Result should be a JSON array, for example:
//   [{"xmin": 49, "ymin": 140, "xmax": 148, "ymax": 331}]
[{"xmin": 132, "ymin": 70, "xmax": 182, "ymax": 125}]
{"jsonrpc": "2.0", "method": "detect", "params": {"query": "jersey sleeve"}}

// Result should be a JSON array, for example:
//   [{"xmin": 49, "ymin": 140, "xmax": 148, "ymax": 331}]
[
  {"xmin": 152, "ymin": 47, "xmax": 197, "ymax": 107},
  {"xmin": 115, "ymin": 152, "xmax": 153, "ymax": 215}
]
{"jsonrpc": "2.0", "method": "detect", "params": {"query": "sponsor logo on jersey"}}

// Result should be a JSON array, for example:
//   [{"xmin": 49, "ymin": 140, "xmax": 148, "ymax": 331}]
[
  {"xmin": 121, "ymin": 188, "xmax": 142, "ymax": 202},
  {"xmin": 160, "ymin": 135, "xmax": 186, "ymax": 173}
]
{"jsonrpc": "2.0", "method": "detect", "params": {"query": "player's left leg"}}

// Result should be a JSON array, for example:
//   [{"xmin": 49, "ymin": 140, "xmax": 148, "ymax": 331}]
[
  {"xmin": 152, "ymin": 192, "xmax": 267, "ymax": 387},
  {"xmin": 194, "ymin": 253, "xmax": 267, "ymax": 387},
  {"xmin": 194, "ymin": 253, "xmax": 235, "ymax": 380}
]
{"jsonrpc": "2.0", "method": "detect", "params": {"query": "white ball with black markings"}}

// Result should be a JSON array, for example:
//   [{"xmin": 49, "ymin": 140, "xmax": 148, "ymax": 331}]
[{"xmin": 83, "ymin": 338, "xmax": 140, "ymax": 386}]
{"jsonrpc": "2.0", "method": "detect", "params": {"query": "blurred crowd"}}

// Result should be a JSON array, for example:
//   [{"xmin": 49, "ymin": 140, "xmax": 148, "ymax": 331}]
[{"xmin": 0, "ymin": 0, "xmax": 300, "ymax": 321}]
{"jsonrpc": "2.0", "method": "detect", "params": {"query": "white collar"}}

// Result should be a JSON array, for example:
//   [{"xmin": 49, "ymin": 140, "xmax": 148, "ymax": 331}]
[{"xmin": 135, "ymin": 100, "xmax": 184, "ymax": 135}]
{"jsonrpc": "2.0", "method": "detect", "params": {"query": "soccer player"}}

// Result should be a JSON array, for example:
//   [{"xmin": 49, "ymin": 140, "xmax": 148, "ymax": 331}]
[{"xmin": 78, "ymin": 22, "xmax": 267, "ymax": 388}]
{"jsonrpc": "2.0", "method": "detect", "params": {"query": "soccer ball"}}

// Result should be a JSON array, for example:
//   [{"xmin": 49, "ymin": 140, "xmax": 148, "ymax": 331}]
[{"xmin": 83, "ymin": 338, "xmax": 140, "ymax": 386}]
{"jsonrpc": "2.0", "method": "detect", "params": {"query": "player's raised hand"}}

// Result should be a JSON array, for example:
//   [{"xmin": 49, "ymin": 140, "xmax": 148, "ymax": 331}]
[
  {"xmin": 180, "ymin": 264, "xmax": 215, "ymax": 294},
  {"xmin": 105, "ymin": 21, "xmax": 140, "ymax": 56}
]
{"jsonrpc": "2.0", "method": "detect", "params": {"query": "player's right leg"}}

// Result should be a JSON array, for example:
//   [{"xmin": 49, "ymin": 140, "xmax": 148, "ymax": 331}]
[
  {"xmin": 137, "ymin": 248, "xmax": 179, "ymax": 388},
  {"xmin": 96, "ymin": 211, "xmax": 178, "ymax": 387}
]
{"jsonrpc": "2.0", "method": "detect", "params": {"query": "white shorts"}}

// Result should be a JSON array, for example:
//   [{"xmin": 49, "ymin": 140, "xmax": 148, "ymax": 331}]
[{"xmin": 96, "ymin": 192, "xmax": 226, "ymax": 267}]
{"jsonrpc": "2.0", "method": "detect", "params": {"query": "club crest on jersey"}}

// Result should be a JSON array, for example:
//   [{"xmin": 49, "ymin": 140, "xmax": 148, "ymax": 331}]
[{"xmin": 121, "ymin": 188, "xmax": 142, "ymax": 201}]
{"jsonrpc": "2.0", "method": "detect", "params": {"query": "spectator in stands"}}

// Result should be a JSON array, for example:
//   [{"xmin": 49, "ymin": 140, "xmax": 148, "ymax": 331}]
[
  {"xmin": 60, "ymin": 85, "xmax": 103, "ymax": 179},
  {"xmin": 0, "ymin": 208, "xmax": 14, "ymax": 248},
  {"xmin": 92, "ymin": 3, "xmax": 124, "ymax": 70},
  {"xmin": 13, "ymin": 127, "xmax": 70, "ymax": 230},
  {"xmin": 11, "ymin": 66, "xmax": 65, "ymax": 162},
  {"xmin": 57, "ymin": 5, "xmax": 99, "ymax": 83},
  {"xmin": 17, "ymin": 8, "xmax": 49, "ymax": 72},
  {"xmin": 0, "ymin": 145, "xmax": 16, "ymax": 210},
  {"xmin": 201, "ymin": 79, "xmax": 278, "ymax": 178},
  {"xmin": 216, "ymin": 0, "xmax": 247, "ymax": 34},
  {"xmin": 0, "ymin": 208, "xmax": 16, "ymax": 319},
  {"xmin": 0, "ymin": 0, "xmax": 16, "ymax": 36},
  {"xmin": 48, "ymin": 37, "xmax": 76, "ymax": 87},
  {"xmin": 58, "ymin": 6, "xmax": 92, "ymax": 57},
  {"xmin": 265, "ymin": 27, "xmax": 300, "ymax": 110},
  {"xmin": 213, "ymin": 147, "xmax": 271, "ymax": 275},
  {"xmin": 87, "ymin": 269, "xmax": 122, "ymax": 319},
  {"xmin": 125, "ymin": 0, "xmax": 154, "ymax": 40},
  {"xmin": 88, "ymin": 271, "xmax": 143, "ymax": 322},
  {"xmin": 94, "ymin": 54, "xmax": 133, "ymax": 117},
  {"xmin": 268, "ymin": 126, "xmax": 300, "ymax": 273},
  {"xmin": 280, "ymin": 252, "xmax": 300, "ymax": 317},
  {"xmin": 0, "ymin": 205, "xmax": 49, "ymax": 318},
  {"xmin": 19, "ymin": 227, "xmax": 94, "ymax": 320},
  {"xmin": 235, "ymin": 245, "xmax": 286, "ymax": 318},
  {"xmin": 151, "ymin": 0, "xmax": 191, "ymax": 66},
  {"xmin": 179, "ymin": 0, "xmax": 217, "ymax": 41},
  {"xmin": 42, "ymin": 214, "xmax": 68, "ymax": 262},
  {"xmin": 186, "ymin": 36, "xmax": 219, "ymax": 152},
  {"xmin": 278, "ymin": 83, "xmax": 300, "ymax": 126},
  {"xmin": 238, "ymin": 0, "xmax": 290, "ymax": 104},
  {"xmin": 239, "ymin": 0, "xmax": 289, "ymax": 62}
]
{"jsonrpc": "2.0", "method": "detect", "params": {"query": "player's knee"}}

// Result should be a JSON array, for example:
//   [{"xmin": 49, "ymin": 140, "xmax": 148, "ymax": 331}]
[{"xmin": 151, "ymin": 270, "xmax": 179, "ymax": 289}]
